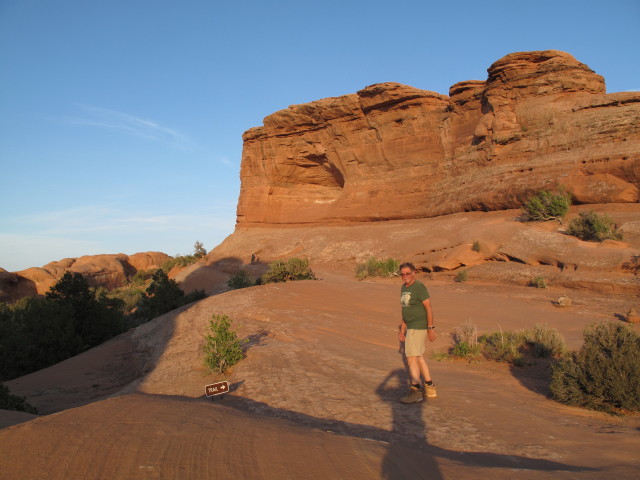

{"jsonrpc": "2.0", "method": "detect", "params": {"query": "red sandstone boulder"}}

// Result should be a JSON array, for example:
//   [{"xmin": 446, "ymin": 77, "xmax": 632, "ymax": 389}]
[{"xmin": 126, "ymin": 252, "xmax": 171, "ymax": 272}]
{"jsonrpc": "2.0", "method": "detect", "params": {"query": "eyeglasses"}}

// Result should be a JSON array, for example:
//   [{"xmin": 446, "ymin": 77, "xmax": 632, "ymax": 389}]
[{"xmin": 400, "ymin": 272, "xmax": 414, "ymax": 277}]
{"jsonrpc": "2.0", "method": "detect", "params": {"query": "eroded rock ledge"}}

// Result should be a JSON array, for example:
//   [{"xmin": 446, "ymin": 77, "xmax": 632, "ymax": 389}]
[{"xmin": 237, "ymin": 50, "xmax": 639, "ymax": 226}]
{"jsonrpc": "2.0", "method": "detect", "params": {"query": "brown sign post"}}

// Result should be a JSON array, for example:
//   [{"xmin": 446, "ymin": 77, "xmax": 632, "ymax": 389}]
[{"xmin": 205, "ymin": 381, "xmax": 229, "ymax": 400}]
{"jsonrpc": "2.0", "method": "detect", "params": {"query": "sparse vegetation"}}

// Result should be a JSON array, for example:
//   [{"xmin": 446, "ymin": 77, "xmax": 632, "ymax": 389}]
[
  {"xmin": 530, "ymin": 276, "xmax": 547, "ymax": 289},
  {"xmin": 567, "ymin": 211, "xmax": 623, "ymax": 242},
  {"xmin": 355, "ymin": 257, "xmax": 400, "ymax": 280},
  {"xmin": 523, "ymin": 188, "xmax": 572, "ymax": 222},
  {"xmin": 159, "ymin": 241, "xmax": 208, "ymax": 272},
  {"xmin": 524, "ymin": 323, "xmax": 565, "ymax": 358},
  {"xmin": 478, "ymin": 330, "xmax": 527, "ymax": 365},
  {"xmin": 550, "ymin": 322, "xmax": 640, "ymax": 413},
  {"xmin": 450, "ymin": 321, "xmax": 482, "ymax": 362},
  {"xmin": 261, "ymin": 258, "xmax": 316, "ymax": 284},
  {"xmin": 0, "ymin": 384, "xmax": 37, "ymax": 414},
  {"xmin": 471, "ymin": 241, "xmax": 481, "ymax": 252},
  {"xmin": 227, "ymin": 270, "xmax": 255, "ymax": 290},
  {"xmin": 454, "ymin": 270, "xmax": 468, "ymax": 283},
  {"xmin": 448, "ymin": 322, "xmax": 565, "ymax": 366},
  {"xmin": 203, "ymin": 314, "xmax": 246, "ymax": 374}
]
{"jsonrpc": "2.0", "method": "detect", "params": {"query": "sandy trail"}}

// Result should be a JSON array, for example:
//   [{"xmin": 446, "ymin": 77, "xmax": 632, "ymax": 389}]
[{"xmin": 1, "ymin": 271, "xmax": 639, "ymax": 479}]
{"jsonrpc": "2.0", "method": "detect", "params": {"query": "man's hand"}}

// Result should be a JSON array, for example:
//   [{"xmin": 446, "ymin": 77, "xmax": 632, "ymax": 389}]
[
  {"xmin": 427, "ymin": 329, "xmax": 437, "ymax": 342},
  {"xmin": 398, "ymin": 331, "xmax": 406, "ymax": 342}
]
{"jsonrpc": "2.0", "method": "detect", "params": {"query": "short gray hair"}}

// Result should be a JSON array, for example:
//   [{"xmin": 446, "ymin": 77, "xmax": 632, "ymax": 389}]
[{"xmin": 399, "ymin": 262, "xmax": 416, "ymax": 272}]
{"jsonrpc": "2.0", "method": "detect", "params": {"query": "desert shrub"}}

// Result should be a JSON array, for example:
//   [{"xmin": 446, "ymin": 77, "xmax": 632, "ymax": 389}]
[
  {"xmin": 567, "ymin": 211, "xmax": 623, "ymax": 242},
  {"xmin": 193, "ymin": 240, "xmax": 207, "ymax": 259},
  {"xmin": 523, "ymin": 189, "xmax": 572, "ymax": 221},
  {"xmin": 479, "ymin": 330, "xmax": 526, "ymax": 364},
  {"xmin": 130, "ymin": 269, "xmax": 154, "ymax": 287},
  {"xmin": 454, "ymin": 270, "xmax": 468, "ymax": 283},
  {"xmin": 355, "ymin": 257, "xmax": 400, "ymax": 280},
  {"xmin": 550, "ymin": 322, "xmax": 640, "ymax": 413},
  {"xmin": 261, "ymin": 258, "xmax": 316, "ymax": 284},
  {"xmin": 0, "ymin": 384, "xmax": 37, "ymax": 414},
  {"xmin": 227, "ymin": 270, "xmax": 254, "ymax": 290},
  {"xmin": 203, "ymin": 314, "xmax": 246, "ymax": 374},
  {"xmin": 450, "ymin": 321, "xmax": 482, "ymax": 361},
  {"xmin": 530, "ymin": 276, "xmax": 547, "ymax": 289},
  {"xmin": 134, "ymin": 270, "xmax": 205, "ymax": 321},
  {"xmin": 161, "ymin": 255, "xmax": 198, "ymax": 273},
  {"xmin": 451, "ymin": 341, "xmax": 482, "ymax": 359},
  {"xmin": 524, "ymin": 323, "xmax": 565, "ymax": 357},
  {"xmin": 472, "ymin": 241, "xmax": 481, "ymax": 252},
  {"xmin": 103, "ymin": 286, "xmax": 145, "ymax": 315}
]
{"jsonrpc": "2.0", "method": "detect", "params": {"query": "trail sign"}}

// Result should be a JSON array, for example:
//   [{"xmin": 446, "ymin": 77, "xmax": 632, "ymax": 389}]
[{"xmin": 205, "ymin": 381, "xmax": 229, "ymax": 398}]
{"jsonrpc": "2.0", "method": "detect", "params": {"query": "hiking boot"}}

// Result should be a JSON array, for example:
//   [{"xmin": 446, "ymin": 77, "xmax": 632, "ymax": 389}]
[
  {"xmin": 424, "ymin": 384, "xmax": 437, "ymax": 399},
  {"xmin": 400, "ymin": 386, "xmax": 424, "ymax": 404}
]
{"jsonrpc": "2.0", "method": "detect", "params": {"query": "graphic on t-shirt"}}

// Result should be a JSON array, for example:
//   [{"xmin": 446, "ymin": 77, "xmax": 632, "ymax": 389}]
[{"xmin": 400, "ymin": 291, "xmax": 411, "ymax": 307}]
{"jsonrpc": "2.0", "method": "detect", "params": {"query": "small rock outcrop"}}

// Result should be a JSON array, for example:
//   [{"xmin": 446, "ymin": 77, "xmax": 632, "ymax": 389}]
[{"xmin": 237, "ymin": 50, "xmax": 639, "ymax": 226}]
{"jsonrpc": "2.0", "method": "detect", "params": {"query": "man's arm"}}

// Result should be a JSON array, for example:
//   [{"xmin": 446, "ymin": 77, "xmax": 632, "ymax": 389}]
[
  {"xmin": 398, "ymin": 319, "xmax": 407, "ymax": 342},
  {"xmin": 423, "ymin": 298, "xmax": 436, "ymax": 342}
]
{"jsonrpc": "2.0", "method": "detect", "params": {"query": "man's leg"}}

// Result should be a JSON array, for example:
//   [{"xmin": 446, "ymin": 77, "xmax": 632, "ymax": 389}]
[
  {"xmin": 417, "ymin": 355, "xmax": 437, "ymax": 398},
  {"xmin": 406, "ymin": 356, "xmax": 422, "ymax": 385},
  {"xmin": 417, "ymin": 355, "xmax": 432, "ymax": 384},
  {"xmin": 400, "ymin": 356, "xmax": 424, "ymax": 403}
]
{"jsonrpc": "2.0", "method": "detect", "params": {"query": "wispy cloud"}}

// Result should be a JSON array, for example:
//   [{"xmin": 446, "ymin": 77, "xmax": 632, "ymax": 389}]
[
  {"xmin": 0, "ymin": 205, "xmax": 236, "ymax": 271},
  {"xmin": 11, "ymin": 205, "xmax": 234, "ymax": 236},
  {"xmin": 60, "ymin": 104, "xmax": 192, "ymax": 148}
]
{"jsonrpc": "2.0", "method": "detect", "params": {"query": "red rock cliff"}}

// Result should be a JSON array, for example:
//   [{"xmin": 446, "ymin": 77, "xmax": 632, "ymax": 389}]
[{"xmin": 237, "ymin": 50, "xmax": 639, "ymax": 225}]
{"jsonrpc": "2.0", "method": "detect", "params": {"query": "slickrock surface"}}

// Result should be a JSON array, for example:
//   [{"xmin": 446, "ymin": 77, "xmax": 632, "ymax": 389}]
[
  {"xmin": 2, "ymin": 271, "xmax": 639, "ymax": 479},
  {"xmin": 237, "ymin": 50, "xmax": 639, "ymax": 226}
]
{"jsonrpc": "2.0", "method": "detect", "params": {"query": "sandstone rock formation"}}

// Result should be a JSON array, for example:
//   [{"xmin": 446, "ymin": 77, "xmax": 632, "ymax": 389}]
[
  {"xmin": 1, "ymin": 252, "xmax": 171, "ymax": 302},
  {"xmin": 237, "ymin": 50, "xmax": 639, "ymax": 226}
]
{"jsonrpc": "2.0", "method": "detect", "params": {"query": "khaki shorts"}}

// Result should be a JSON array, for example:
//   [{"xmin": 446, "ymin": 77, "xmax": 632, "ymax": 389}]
[{"xmin": 405, "ymin": 329, "xmax": 428, "ymax": 357}]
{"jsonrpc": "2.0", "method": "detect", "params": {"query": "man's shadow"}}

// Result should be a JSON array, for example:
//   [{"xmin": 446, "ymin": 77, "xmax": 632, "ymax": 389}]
[
  {"xmin": 374, "ymin": 368, "xmax": 599, "ymax": 479},
  {"xmin": 375, "ymin": 368, "xmax": 444, "ymax": 479}
]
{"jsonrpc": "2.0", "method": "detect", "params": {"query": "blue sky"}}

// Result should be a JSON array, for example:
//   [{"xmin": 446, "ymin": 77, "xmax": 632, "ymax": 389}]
[{"xmin": 1, "ymin": 0, "xmax": 638, "ymax": 272}]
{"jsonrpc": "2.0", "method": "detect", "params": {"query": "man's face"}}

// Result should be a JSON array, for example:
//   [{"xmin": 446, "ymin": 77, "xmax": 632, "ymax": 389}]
[{"xmin": 400, "ymin": 268, "xmax": 414, "ymax": 286}]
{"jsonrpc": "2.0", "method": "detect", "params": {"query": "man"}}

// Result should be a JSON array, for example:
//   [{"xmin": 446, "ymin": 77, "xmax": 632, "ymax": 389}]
[{"xmin": 398, "ymin": 262, "xmax": 437, "ymax": 403}]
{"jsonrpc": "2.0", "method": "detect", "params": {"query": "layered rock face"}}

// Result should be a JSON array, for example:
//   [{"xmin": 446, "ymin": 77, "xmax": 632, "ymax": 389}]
[
  {"xmin": 0, "ymin": 252, "xmax": 171, "ymax": 302},
  {"xmin": 237, "ymin": 50, "xmax": 639, "ymax": 226}
]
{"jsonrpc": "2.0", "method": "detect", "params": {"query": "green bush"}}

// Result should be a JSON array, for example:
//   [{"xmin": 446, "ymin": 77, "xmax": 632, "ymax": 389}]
[
  {"xmin": 479, "ymin": 330, "xmax": 526, "ymax": 364},
  {"xmin": 550, "ymin": 322, "xmax": 640, "ymax": 413},
  {"xmin": 203, "ymin": 314, "xmax": 246, "ymax": 374},
  {"xmin": 525, "ymin": 323, "xmax": 565, "ymax": 358},
  {"xmin": 0, "ymin": 384, "xmax": 37, "ymax": 414},
  {"xmin": 454, "ymin": 270, "xmax": 468, "ymax": 283},
  {"xmin": 227, "ymin": 270, "xmax": 254, "ymax": 290},
  {"xmin": 567, "ymin": 211, "xmax": 623, "ymax": 242},
  {"xmin": 523, "ymin": 189, "xmax": 571, "ymax": 221},
  {"xmin": 193, "ymin": 241, "xmax": 207, "ymax": 259},
  {"xmin": 355, "ymin": 257, "xmax": 399, "ymax": 280},
  {"xmin": 530, "ymin": 276, "xmax": 547, "ymax": 289},
  {"xmin": 134, "ymin": 270, "xmax": 205, "ymax": 321},
  {"xmin": 472, "ymin": 241, "xmax": 481, "ymax": 252},
  {"xmin": 261, "ymin": 258, "xmax": 316, "ymax": 284},
  {"xmin": 450, "ymin": 321, "xmax": 482, "ymax": 362},
  {"xmin": 445, "ymin": 324, "xmax": 566, "ymax": 367}
]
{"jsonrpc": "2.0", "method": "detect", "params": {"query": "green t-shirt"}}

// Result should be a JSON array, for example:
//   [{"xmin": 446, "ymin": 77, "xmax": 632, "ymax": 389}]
[{"xmin": 400, "ymin": 280, "xmax": 430, "ymax": 330}]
